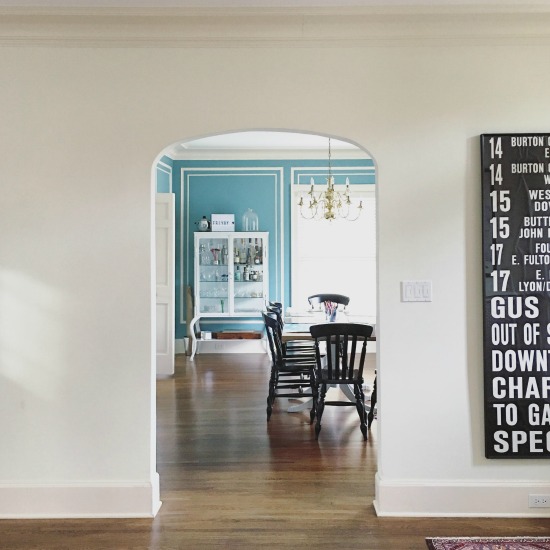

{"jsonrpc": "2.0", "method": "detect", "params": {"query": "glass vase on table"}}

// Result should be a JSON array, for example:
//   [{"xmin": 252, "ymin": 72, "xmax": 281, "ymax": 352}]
[{"xmin": 324, "ymin": 301, "xmax": 338, "ymax": 322}]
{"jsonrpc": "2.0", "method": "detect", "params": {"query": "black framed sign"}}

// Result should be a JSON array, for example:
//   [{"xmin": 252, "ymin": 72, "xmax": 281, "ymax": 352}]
[{"xmin": 481, "ymin": 133, "xmax": 550, "ymax": 458}]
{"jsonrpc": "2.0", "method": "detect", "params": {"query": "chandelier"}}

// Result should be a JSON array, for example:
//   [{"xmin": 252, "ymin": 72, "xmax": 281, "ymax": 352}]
[{"xmin": 298, "ymin": 138, "xmax": 363, "ymax": 221}]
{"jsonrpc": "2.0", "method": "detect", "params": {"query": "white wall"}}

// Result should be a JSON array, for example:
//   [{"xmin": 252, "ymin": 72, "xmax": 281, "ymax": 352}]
[{"xmin": 1, "ymin": 6, "xmax": 550, "ymax": 517}]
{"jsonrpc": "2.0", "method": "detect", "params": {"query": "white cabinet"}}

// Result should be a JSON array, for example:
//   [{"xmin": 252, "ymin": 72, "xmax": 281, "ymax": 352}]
[{"xmin": 189, "ymin": 231, "xmax": 269, "ymax": 358}]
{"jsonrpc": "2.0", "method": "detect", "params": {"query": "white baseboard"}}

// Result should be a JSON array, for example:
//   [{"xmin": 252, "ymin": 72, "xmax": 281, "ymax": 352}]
[
  {"xmin": 0, "ymin": 474, "xmax": 162, "ymax": 518},
  {"xmin": 196, "ymin": 338, "xmax": 267, "ymax": 354},
  {"xmin": 175, "ymin": 338, "xmax": 187, "ymax": 354},
  {"xmin": 176, "ymin": 338, "xmax": 267, "ymax": 355},
  {"xmin": 374, "ymin": 473, "xmax": 550, "ymax": 517}
]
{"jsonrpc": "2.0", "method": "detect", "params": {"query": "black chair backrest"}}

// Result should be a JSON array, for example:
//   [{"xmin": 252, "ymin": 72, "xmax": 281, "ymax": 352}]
[
  {"xmin": 309, "ymin": 323, "xmax": 372, "ymax": 382},
  {"xmin": 308, "ymin": 294, "xmax": 350, "ymax": 309},
  {"xmin": 268, "ymin": 301, "xmax": 283, "ymax": 312},
  {"xmin": 262, "ymin": 312, "xmax": 285, "ymax": 363},
  {"xmin": 266, "ymin": 306, "xmax": 285, "ymax": 333}
]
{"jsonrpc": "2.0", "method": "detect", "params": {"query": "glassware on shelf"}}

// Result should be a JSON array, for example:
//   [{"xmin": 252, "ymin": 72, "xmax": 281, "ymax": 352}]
[
  {"xmin": 194, "ymin": 232, "xmax": 267, "ymax": 321},
  {"xmin": 199, "ymin": 243, "xmax": 210, "ymax": 265},
  {"xmin": 211, "ymin": 247, "xmax": 220, "ymax": 265},
  {"xmin": 242, "ymin": 209, "xmax": 259, "ymax": 231}
]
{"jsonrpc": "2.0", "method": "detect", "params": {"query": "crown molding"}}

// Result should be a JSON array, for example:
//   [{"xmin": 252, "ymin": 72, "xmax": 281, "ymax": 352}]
[
  {"xmin": 2, "ymin": 5, "xmax": 550, "ymax": 16},
  {"xmin": 2, "ymin": 6, "xmax": 550, "ymax": 47},
  {"xmin": 166, "ymin": 148, "xmax": 370, "ymax": 161}
]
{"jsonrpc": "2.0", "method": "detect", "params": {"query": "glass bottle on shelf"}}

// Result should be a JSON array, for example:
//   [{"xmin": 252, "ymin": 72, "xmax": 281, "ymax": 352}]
[
  {"xmin": 240, "ymin": 239, "xmax": 246, "ymax": 264},
  {"xmin": 234, "ymin": 266, "xmax": 241, "ymax": 281}
]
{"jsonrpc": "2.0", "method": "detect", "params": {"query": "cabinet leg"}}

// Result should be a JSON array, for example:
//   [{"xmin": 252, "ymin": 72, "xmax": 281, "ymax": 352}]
[{"xmin": 189, "ymin": 316, "xmax": 200, "ymax": 361}]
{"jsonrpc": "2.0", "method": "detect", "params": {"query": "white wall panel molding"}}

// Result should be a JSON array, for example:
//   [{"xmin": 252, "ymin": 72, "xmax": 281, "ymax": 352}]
[
  {"xmin": 0, "ymin": 475, "xmax": 161, "ymax": 518},
  {"xmin": 2, "ymin": 8, "xmax": 550, "ymax": 48},
  {"xmin": 291, "ymin": 166, "xmax": 375, "ymax": 185},
  {"xmin": 180, "ymin": 167, "xmax": 284, "ymax": 326},
  {"xmin": 375, "ymin": 474, "xmax": 550, "ymax": 518}
]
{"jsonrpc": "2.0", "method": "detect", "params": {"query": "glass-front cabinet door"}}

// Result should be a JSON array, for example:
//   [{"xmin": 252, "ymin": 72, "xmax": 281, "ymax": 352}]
[{"xmin": 194, "ymin": 232, "xmax": 268, "ymax": 317}]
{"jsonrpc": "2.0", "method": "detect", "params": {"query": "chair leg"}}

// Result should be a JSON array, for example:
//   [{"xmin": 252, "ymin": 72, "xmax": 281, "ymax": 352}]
[
  {"xmin": 367, "ymin": 375, "xmax": 377, "ymax": 429},
  {"xmin": 266, "ymin": 367, "xmax": 277, "ymax": 421},
  {"xmin": 354, "ymin": 383, "xmax": 368, "ymax": 440},
  {"xmin": 315, "ymin": 383, "xmax": 327, "ymax": 439},
  {"xmin": 310, "ymin": 374, "xmax": 318, "ymax": 424}
]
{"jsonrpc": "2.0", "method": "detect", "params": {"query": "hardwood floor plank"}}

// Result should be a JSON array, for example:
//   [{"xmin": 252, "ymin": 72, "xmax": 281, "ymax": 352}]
[{"xmin": 1, "ymin": 352, "xmax": 550, "ymax": 549}]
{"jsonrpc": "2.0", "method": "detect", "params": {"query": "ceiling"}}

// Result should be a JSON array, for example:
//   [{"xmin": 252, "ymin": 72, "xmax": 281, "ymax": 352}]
[{"xmin": 166, "ymin": 132, "xmax": 368, "ymax": 160}]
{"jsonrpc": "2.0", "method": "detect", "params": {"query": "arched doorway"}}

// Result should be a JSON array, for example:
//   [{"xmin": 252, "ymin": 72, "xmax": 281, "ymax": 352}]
[{"xmin": 152, "ymin": 128, "xmax": 378, "ymax": 500}]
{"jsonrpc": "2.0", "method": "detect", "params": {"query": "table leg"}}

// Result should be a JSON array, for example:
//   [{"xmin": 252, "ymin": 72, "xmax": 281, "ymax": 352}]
[
  {"xmin": 287, "ymin": 398, "xmax": 314, "ymax": 413},
  {"xmin": 341, "ymin": 384, "xmax": 356, "ymax": 402}
]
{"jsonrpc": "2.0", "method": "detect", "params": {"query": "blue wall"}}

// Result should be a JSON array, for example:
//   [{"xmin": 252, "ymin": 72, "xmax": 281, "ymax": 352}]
[
  {"xmin": 156, "ymin": 156, "xmax": 173, "ymax": 193},
  {"xmin": 158, "ymin": 157, "xmax": 374, "ymax": 339}
]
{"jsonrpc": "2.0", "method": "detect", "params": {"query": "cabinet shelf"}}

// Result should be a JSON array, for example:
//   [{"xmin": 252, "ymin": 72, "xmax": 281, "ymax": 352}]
[{"xmin": 194, "ymin": 231, "xmax": 269, "ymax": 318}]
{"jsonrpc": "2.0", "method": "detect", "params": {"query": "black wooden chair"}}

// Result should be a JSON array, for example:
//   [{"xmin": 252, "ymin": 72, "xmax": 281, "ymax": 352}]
[
  {"xmin": 262, "ymin": 313, "xmax": 317, "ymax": 421},
  {"xmin": 309, "ymin": 322, "xmax": 373, "ymax": 439},
  {"xmin": 265, "ymin": 304, "xmax": 315, "ymax": 355}
]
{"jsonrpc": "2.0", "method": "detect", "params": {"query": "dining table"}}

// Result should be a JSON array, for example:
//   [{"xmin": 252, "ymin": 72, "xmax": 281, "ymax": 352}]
[{"xmin": 281, "ymin": 311, "xmax": 377, "ymax": 417}]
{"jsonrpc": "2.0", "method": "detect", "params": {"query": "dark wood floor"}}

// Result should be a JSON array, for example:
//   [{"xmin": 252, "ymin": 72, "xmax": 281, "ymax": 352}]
[{"xmin": 2, "ymin": 352, "xmax": 550, "ymax": 549}]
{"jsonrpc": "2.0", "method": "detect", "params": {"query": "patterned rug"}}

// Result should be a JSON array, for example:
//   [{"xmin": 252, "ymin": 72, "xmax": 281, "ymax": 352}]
[{"xmin": 426, "ymin": 537, "xmax": 550, "ymax": 550}]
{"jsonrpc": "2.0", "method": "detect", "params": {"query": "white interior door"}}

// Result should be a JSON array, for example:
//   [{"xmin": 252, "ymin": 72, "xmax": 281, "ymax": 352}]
[{"xmin": 155, "ymin": 193, "xmax": 175, "ymax": 376}]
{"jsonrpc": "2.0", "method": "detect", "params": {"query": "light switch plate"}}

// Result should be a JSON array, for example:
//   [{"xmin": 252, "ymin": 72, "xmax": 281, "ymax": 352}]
[{"xmin": 401, "ymin": 280, "xmax": 432, "ymax": 302}]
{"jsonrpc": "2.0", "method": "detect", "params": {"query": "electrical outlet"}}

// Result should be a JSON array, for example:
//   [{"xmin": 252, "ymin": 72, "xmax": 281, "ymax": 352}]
[{"xmin": 529, "ymin": 494, "xmax": 550, "ymax": 508}]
